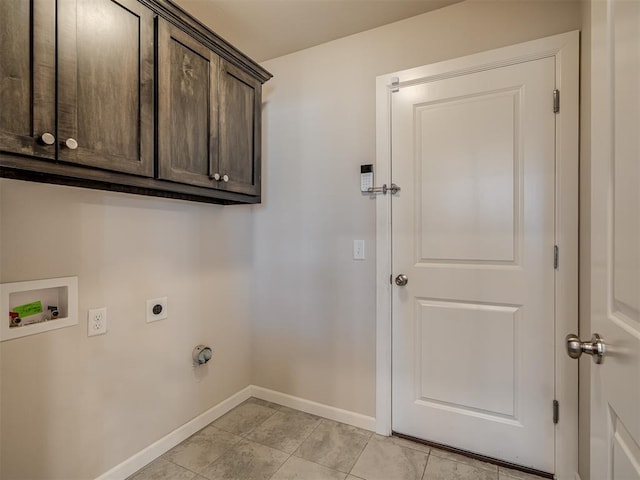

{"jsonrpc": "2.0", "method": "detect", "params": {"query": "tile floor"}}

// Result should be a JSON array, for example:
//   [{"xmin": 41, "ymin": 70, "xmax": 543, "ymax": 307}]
[{"xmin": 128, "ymin": 397, "xmax": 547, "ymax": 480}]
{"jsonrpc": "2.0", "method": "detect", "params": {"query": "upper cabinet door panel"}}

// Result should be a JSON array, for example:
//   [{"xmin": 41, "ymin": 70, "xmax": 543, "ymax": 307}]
[
  {"xmin": 157, "ymin": 19, "xmax": 219, "ymax": 189},
  {"xmin": 57, "ymin": 0, "xmax": 154, "ymax": 176},
  {"xmin": 0, "ymin": 0, "xmax": 56, "ymax": 159},
  {"xmin": 219, "ymin": 60, "xmax": 262, "ymax": 196}
]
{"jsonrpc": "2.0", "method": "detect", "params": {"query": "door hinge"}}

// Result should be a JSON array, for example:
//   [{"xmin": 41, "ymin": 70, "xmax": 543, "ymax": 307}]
[
  {"xmin": 553, "ymin": 399, "xmax": 559, "ymax": 424},
  {"xmin": 553, "ymin": 89, "xmax": 560, "ymax": 113},
  {"xmin": 554, "ymin": 245, "xmax": 559, "ymax": 270},
  {"xmin": 391, "ymin": 77, "xmax": 400, "ymax": 93}
]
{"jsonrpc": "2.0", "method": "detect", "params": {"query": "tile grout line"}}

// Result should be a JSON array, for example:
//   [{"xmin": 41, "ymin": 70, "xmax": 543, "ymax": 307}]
[
  {"xmin": 265, "ymin": 451, "xmax": 293, "ymax": 480},
  {"xmin": 185, "ymin": 432, "xmax": 246, "ymax": 480},
  {"xmin": 420, "ymin": 451, "xmax": 431, "ymax": 480},
  {"xmin": 242, "ymin": 409, "xmax": 325, "ymax": 455},
  {"xmin": 267, "ymin": 416, "xmax": 369, "ymax": 479},
  {"xmin": 346, "ymin": 430, "xmax": 375, "ymax": 477},
  {"xmin": 257, "ymin": 410, "xmax": 330, "ymax": 479},
  {"xmin": 301, "ymin": 418, "xmax": 373, "ymax": 476},
  {"xmin": 239, "ymin": 401, "xmax": 282, "ymax": 438}
]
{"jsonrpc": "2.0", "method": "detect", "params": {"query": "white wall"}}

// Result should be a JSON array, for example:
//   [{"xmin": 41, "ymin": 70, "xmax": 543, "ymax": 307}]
[
  {"xmin": 255, "ymin": 0, "xmax": 581, "ymax": 418},
  {"xmin": 0, "ymin": 180, "xmax": 254, "ymax": 478}
]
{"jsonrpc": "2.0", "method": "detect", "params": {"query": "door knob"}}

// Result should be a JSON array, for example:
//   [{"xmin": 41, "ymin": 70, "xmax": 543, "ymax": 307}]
[
  {"xmin": 395, "ymin": 274, "xmax": 408, "ymax": 286},
  {"xmin": 566, "ymin": 333, "xmax": 606, "ymax": 364},
  {"xmin": 222, "ymin": 174, "xmax": 229, "ymax": 183},
  {"xmin": 210, "ymin": 173, "xmax": 221, "ymax": 181}
]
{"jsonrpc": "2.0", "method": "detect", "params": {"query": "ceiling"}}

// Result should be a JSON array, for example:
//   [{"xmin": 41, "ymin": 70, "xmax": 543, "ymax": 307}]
[{"xmin": 173, "ymin": 0, "xmax": 464, "ymax": 62}]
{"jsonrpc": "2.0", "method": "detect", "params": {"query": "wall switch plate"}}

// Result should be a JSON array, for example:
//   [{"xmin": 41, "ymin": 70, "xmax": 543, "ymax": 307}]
[
  {"xmin": 353, "ymin": 240, "xmax": 365, "ymax": 260},
  {"xmin": 88, "ymin": 307, "xmax": 107, "ymax": 336},
  {"xmin": 147, "ymin": 297, "xmax": 168, "ymax": 323}
]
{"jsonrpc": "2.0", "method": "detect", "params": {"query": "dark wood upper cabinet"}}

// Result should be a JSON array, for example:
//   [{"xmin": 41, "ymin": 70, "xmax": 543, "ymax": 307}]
[
  {"xmin": 157, "ymin": 22, "xmax": 262, "ymax": 197},
  {"xmin": 218, "ymin": 59, "xmax": 262, "ymax": 197},
  {"xmin": 57, "ymin": 0, "xmax": 154, "ymax": 176},
  {"xmin": 0, "ymin": 0, "xmax": 272, "ymax": 205},
  {"xmin": 0, "ymin": 0, "xmax": 56, "ymax": 160},
  {"xmin": 157, "ymin": 19, "xmax": 219, "ymax": 188}
]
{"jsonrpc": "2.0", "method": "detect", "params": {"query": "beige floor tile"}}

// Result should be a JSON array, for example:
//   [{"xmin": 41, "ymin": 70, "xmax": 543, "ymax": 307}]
[
  {"xmin": 271, "ymin": 456, "xmax": 347, "ymax": 480},
  {"xmin": 424, "ymin": 455, "xmax": 498, "ymax": 480},
  {"xmin": 246, "ymin": 397, "xmax": 283, "ymax": 410},
  {"xmin": 212, "ymin": 401, "xmax": 278, "ymax": 436},
  {"xmin": 199, "ymin": 439, "xmax": 289, "ymax": 480},
  {"xmin": 350, "ymin": 435, "xmax": 428, "ymax": 480},
  {"xmin": 498, "ymin": 466, "xmax": 549, "ymax": 480},
  {"xmin": 385, "ymin": 435, "xmax": 431, "ymax": 455},
  {"xmin": 128, "ymin": 457, "xmax": 197, "ymax": 480},
  {"xmin": 295, "ymin": 419, "xmax": 371, "ymax": 472},
  {"xmin": 245, "ymin": 408, "xmax": 322, "ymax": 453},
  {"xmin": 163, "ymin": 425, "xmax": 241, "ymax": 473},
  {"xmin": 429, "ymin": 447, "xmax": 498, "ymax": 473}
]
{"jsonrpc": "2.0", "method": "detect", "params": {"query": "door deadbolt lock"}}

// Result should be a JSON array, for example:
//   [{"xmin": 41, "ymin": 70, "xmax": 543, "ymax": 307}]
[
  {"xmin": 566, "ymin": 333, "xmax": 606, "ymax": 364},
  {"xmin": 395, "ymin": 274, "xmax": 408, "ymax": 286}
]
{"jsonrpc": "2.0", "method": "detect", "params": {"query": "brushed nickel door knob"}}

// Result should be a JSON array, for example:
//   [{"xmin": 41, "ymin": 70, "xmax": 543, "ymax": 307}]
[
  {"xmin": 566, "ymin": 333, "xmax": 606, "ymax": 364},
  {"xmin": 395, "ymin": 274, "xmax": 408, "ymax": 286}
]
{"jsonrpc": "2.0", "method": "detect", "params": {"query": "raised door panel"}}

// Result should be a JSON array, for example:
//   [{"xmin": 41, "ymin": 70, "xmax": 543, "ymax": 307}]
[
  {"xmin": 57, "ymin": 0, "xmax": 154, "ymax": 176},
  {"xmin": 157, "ymin": 19, "xmax": 219, "ymax": 189},
  {"xmin": 0, "ymin": 0, "xmax": 55, "ymax": 159},
  {"xmin": 218, "ymin": 59, "xmax": 261, "ymax": 196}
]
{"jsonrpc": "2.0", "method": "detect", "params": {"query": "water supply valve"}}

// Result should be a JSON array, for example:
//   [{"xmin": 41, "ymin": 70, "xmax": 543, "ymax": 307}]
[{"xmin": 192, "ymin": 345, "xmax": 213, "ymax": 366}]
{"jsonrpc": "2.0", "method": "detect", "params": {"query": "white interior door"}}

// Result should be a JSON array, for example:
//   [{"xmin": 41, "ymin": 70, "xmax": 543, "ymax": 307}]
[
  {"xmin": 589, "ymin": 0, "xmax": 640, "ymax": 478},
  {"xmin": 391, "ymin": 56, "xmax": 557, "ymax": 471}
]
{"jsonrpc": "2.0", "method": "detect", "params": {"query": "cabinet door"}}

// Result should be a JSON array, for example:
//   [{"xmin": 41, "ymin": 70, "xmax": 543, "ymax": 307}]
[
  {"xmin": 57, "ymin": 0, "xmax": 154, "ymax": 176},
  {"xmin": 218, "ymin": 60, "xmax": 262, "ymax": 196},
  {"xmin": 157, "ymin": 19, "xmax": 220, "ymax": 188},
  {"xmin": 0, "ymin": 0, "xmax": 56, "ymax": 159}
]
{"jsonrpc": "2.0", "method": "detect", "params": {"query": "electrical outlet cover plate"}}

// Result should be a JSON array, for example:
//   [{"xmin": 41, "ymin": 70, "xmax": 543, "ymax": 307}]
[
  {"xmin": 147, "ymin": 297, "xmax": 168, "ymax": 323},
  {"xmin": 88, "ymin": 307, "xmax": 107, "ymax": 336}
]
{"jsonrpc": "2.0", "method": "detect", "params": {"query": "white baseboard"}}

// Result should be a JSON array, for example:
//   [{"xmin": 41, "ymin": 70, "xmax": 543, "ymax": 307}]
[
  {"xmin": 250, "ymin": 385, "xmax": 376, "ymax": 432},
  {"xmin": 95, "ymin": 386, "xmax": 253, "ymax": 480}
]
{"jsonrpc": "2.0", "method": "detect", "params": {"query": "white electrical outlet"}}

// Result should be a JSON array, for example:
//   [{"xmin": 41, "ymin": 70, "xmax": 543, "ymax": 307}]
[
  {"xmin": 146, "ymin": 297, "xmax": 168, "ymax": 323},
  {"xmin": 88, "ymin": 307, "xmax": 107, "ymax": 336}
]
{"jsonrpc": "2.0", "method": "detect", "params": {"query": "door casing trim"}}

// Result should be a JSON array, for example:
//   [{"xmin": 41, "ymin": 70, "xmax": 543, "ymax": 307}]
[{"xmin": 374, "ymin": 30, "xmax": 579, "ymax": 479}]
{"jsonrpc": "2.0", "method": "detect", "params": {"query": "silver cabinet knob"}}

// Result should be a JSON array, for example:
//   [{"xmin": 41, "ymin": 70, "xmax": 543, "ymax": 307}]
[
  {"xmin": 40, "ymin": 132, "xmax": 55, "ymax": 145},
  {"xmin": 64, "ymin": 138, "xmax": 78, "ymax": 150},
  {"xmin": 566, "ymin": 333, "xmax": 606, "ymax": 364},
  {"xmin": 395, "ymin": 274, "xmax": 408, "ymax": 286},
  {"xmin": 222, "ymin": 174, "xmax": 229, "ymax": 183},
  {"xmin": 211, "ymin": 173, "xmax": 221, "ymax": 181}
]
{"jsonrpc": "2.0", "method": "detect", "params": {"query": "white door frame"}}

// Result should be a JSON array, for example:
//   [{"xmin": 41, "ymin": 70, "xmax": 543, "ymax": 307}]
[{"xmin": 375, "ymin": 31, "xmax": 579, "ymax": 479}]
